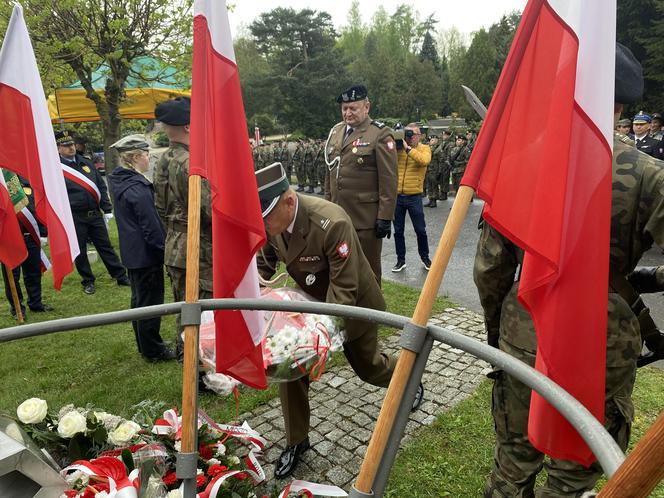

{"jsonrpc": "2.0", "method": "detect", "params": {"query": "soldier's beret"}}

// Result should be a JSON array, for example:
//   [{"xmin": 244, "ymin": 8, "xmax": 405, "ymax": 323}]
[
  {"xmin": 110, "ymin": 134, "xmax": 150, "ymax": 153},
  {"xmin": 456, "ymin": 134, "xmax": 467, "ymax": 141},
  {"xmin": 256, "ymin": 162, "xmax": 289, "ymax": 218},
  {"xmin": 616, "ymin": 118, "xmax": 632, "ymax": 127},
  {"xmin": 54, "ymin": 130, "xmax": 75, "ymax": 146},
  {"xmin": 615, "ymin": 43, "xmax": 643, "ymax": 105},
  {"xmin": 336, "ymin": 84, "xmax": 368, "ymax": 104},
  {"xmin": 155, "ymin": 97, "xmax": 191, "ymax": 126},
  {"xmin": 632, "ymin": 111, "xmax": 651, "ymax": 124}
]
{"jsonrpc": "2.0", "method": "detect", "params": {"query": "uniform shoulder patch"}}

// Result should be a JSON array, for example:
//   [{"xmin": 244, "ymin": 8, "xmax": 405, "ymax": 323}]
[
  {"xmin": 336, "ymin": 240, "xmax": 350, "ymax": 259},
  {"xmin": 371, "ymin": 120, "xmax": 386, "ymax": 129}
]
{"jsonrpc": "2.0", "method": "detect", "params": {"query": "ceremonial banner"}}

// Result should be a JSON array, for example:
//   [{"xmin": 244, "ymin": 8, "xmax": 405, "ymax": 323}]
[
  {"xmin": 462, "ymin": 0, "xmax": 615, "ymax": 465},
  {"xmin": 190, "ymin": 0, "xmax": 268, "ymax": 388},
  {"xmin": 0, "ymin": 169, "xmax": 27, "ymax": 268},
  {"xmin": 0, "ymin": 5, "xmax": 79, "ymax": 288}
]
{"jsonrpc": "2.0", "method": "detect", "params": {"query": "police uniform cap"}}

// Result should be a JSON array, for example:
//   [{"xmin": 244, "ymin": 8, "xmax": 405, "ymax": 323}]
[
  {"xmin": 616, "ymin": 118, "xmax": 632, "ymax": 127},
  {"xmin": 256, "ymin": 162, "xmax": 289, "ymax": 218},
  {"xmin": 155, "ymin": 97, "xmax": 191, "ymax": 125},
  {"xmin": 55, "ymin": 130, "xmax": 75, "ymax": 146},
  {"xmin": 632, "ymin": 111, "xmax": 651, "ymax": 124},
  {"xmin": 615, "ymin": 43, "xmax": 643, "ymax": 105},
  {"xmin": 336, "ymin": 84, "xmax": 368, "ymax": 104},
  {"xmin": 110, "ymin": 134, "xmax": 150, "ymax": 153}
]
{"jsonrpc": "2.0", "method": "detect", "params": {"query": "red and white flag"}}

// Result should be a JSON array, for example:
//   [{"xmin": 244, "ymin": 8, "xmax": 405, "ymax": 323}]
[
  {"xmin": 254, "ymin": 126, "xmax": 261, "ymax": 146},
  {"xmin": 462, "ymin": 0, "xmax": 615, "ymax": 465},
  {"xmin": 0, "ymin": 5, "xmax": 79, "ymax": 289},
  {"xmin": 0, "ymin": 170, "xmax": 27, "ymax": 269},
  {"xmin": 190, "ymin": 0, "xmax": 267, "ymax": 389}
]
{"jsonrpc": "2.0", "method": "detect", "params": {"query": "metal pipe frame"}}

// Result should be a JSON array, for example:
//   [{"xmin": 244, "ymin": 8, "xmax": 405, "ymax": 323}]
[{"xmin": 0, "ymin": 298, "xmax": 625, "ymax": 492}]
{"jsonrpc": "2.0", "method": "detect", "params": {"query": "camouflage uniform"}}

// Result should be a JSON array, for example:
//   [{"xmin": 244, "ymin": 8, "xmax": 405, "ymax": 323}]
[
  {"xmin": 314, "ymin": 140, "xmax": 326, "ymax": 193},
  {"xmin": 303, "ymin": 141, "xmax": 318, "ymax": 192},
  {"xmin": 274, "ymin": 143, "xmax": 291, "ymax": 180},
  {"xmin": 252, "ymin": 145, "xmax": 262, "ymax": 171},
  {"xmin": 293, "ymin": 141, "xmax": 306, "ymax": 189},
  {"xmin": 153, "ymin": 142, "xmax": 213, "ymax": 355},
  {"xmin": 449, "ymin": 142, "xmax": 471, "ymax": 193},
  {"xmin": 474, "ymin": 135, "xmax": 664, "ymax": 497}
]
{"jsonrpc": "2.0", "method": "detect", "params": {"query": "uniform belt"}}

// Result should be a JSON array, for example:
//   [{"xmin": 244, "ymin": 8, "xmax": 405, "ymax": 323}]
[{"xmin": 75, "ymin": 209, "xmax": 100, "ymax": 218}]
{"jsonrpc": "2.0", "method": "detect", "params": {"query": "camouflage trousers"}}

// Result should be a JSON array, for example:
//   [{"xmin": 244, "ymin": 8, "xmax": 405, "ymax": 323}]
[
  {"xmin": 295, "ymin": 161, "xmax": 306, "ymax": 187},
  {"xmin": 425, "ymin": 163, "xmax": 441, "ymax": 200},
  {"xmin": 304, "ymin": 160, "xmax": 317, "ymax": 188},
  {"xmin": 166, "ymin": 265, "xmax": 213, "ymax": 357},
  {"xmin": 451, "ymin": 167, "xmax": 465, "ymax": 193},
  {"xmin": 485, "ymin": 297, "xmax": 639, "ymax": 498}
]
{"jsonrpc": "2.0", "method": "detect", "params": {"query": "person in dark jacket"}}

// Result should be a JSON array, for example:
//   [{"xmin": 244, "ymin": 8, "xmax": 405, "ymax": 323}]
[
  {"xmin": 109, "ymin": 135, "xmax": 175, "ymax": 362},
  {"xmin": 57, "ymin": 130, "xmax": 129, "ymax": 294}
]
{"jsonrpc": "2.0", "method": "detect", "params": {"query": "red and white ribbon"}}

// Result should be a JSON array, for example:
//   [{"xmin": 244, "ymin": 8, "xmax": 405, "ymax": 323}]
[
  {"xmin": 278, "ymin": 480, "xmax": 348, "ymax": 498},
  {"xmin": 61, "ymin": 457, "xmax": 139, "ymax": 498},
  {"xmin": 61, "ymin": 163, "xmax": 101, "ymax": 206},
  {"xmin": 16, "ymin": 207, "xmax": 51, "ymax": 271}
]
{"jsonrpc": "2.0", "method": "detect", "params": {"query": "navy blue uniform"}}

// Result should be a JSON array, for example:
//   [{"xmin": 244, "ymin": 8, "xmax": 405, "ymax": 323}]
[{"xmin": 61, "ymin": 154, "xmax": 127, "ymax": 287}]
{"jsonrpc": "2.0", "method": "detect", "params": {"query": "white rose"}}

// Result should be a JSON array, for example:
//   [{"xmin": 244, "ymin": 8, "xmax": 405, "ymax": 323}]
[
  {"xmin": 207, "ymin": 457, "xmax": 221, "ymax": 466},
  {"xmin": 166, "ymin": 490, "xmax": 182, "ymax": 498},
  {"xmin": 17, "ymin": 398, "xmax": 48, "ymax": 424},
  {"xmin": 228, "ymin": 455, "xmax": 240, "ymax": 466},
  {"xmin": 57, "ymin": 411, "xmax": 87, "ymax": 438},
  {"xmin": 214, "ymin": 443, "xmax": 226, "ymax": 457},
  {"xmin": 107, "ymin": 420, "xmax": 141, "ymax": 446}
]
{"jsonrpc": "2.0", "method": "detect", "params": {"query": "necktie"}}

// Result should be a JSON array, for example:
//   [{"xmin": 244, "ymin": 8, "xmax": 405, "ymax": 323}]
[
  {"xmin": 344, "ymin": 127, "xmax": 353, "ymax": 143},
  {"xmin": 282, "ymin": 231, "xmax": 291, "ymax": 249}
]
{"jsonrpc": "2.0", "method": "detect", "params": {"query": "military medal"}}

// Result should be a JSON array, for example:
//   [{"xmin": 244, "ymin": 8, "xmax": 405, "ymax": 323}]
[
  {"xmin": 23, "ymin": 187, "xmax": 32, "ymax": 196},
  {"xmin": 357, "ymin": 158, "xmax": 364, "ymax": 165},
  {"xmin": 82, "ymin": 166, "xmax": 91, "ymax": 173},
  {"xmin": 352, "ymin": 147, "xmax": 358, "ymax": 154},
  {"xmin": 305, "ymin": 274, "xmax": 316, "ymax": 286}
]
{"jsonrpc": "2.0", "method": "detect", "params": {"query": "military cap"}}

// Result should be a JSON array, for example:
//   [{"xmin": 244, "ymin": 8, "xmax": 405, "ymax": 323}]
[
  {"xmin": 652, "ymin": 113, "xmax": 662, "ymax": 121},
  {"xmin": 110, "ymin": 134, "xmax": 150, "ymax": 153},
  {"xmin": 616, "ymin": 118, "xmax": 632, "ymax": 127},
  {"xmin": 336, "ymin": 84, "xmax": 368, "ymax": 104},
  {"xmin": 456, "ymin": 134, "xmax": 468, "ymax": 141},
  {"xmin": 74, "ymin": 136, "xmax": 87, "ymax": 145},
  {"xmin": 54, "ymin": 130, "xmax": 75, "ymax": 146},
  {"xmin": 256, "ymin": 162, "xmax": 289, "ymax": 218},
  {"xmin": 632, "ymin": 111, "xmax": 651, "ymax": 124},
  {"xmin": 615, "ymin": 43, "xmax": 643, "ymax": 105},
  {"xmin": 155, "ymin": 97, "xmax": 191, "ymax": 126}
]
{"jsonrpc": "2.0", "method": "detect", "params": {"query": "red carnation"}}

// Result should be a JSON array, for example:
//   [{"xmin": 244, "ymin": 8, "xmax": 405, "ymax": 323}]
[
  {"xmin": 235, "ymin": 472, "xmax": 248, "ymax": 480},
  {"xmin": 162, "ymin": 470, "xmax": 178, "ymax": 486},
  {"xmin": 207, "ymin": 464, "xmax": 228, "ymax": 477},
  {"xmin": 63, "ymin": 491, "xmax": 78, "ymax": 498},
  {"xmin": 199, "ymin": 443, "xmax": 213, "ymax": 460},
  {"xmin": 196, "ymin": 473, "xmax": 208, "ymax": 488}
]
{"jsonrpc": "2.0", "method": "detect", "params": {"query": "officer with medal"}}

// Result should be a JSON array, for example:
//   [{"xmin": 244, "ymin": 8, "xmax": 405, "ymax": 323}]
[
  {"xmin": 324, "ymin": 84, "xmax": 398, "ymax": 282},
  {"xmin": 256, "ymin": 162, "xmax": 423, "ymax": 479},
  {"xmin": 57, "ymin": 130, "xmax": 129, "ymax": 295}
]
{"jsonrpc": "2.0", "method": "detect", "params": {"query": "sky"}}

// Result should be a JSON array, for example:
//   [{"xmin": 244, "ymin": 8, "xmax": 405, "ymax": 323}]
[{"xmin": 228, "ymin": 0, "xmax": 528, "ymax": 38}]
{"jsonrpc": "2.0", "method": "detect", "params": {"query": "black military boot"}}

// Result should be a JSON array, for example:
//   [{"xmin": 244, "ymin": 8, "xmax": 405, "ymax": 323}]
[
  {"xmin": 440, "ymin": 192, "xmax": 448, "ymax": 200},
  {"xmin": 296, "ymin": 185, "xmax": 305, "ymax": 192},
  {"xmin": 425, "ymin": 199, "xmax": 437, "ymax": 208},
  {"xmin": 305, "ymin": 186, "xmax": 314, "ymax": 194}
]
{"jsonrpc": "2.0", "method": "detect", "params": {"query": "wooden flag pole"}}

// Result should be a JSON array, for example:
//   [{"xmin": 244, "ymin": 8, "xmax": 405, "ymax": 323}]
[
  {"xmin": 180, "ymin": 174, "xmax": 202, "ymax": 469},
  {"xmin": 354, "ymin": 185, "xmax": 475, "ymax": 493},
  {"xmin": 597, "ymin": 410, "xmax": 664, "ymax": 498},
  {"xmin": 3, "ymin": 263, "xmax": 24, "ymax": 324}
]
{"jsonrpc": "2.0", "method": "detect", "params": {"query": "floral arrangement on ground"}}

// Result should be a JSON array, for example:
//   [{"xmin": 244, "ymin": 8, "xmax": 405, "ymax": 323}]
[{"xmin": 9, "ymin": 398, "xmax": 345, "ymax": 498}]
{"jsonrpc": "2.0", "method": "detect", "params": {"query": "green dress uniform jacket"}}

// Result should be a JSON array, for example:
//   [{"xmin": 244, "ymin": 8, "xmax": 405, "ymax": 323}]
[
  {"xmin": 258, "ymin": 194, "xmax": 395, "ymax": 445},
  {"xmin": 323, "ymin": 117, "xmax": 398, "ymax": 279}
]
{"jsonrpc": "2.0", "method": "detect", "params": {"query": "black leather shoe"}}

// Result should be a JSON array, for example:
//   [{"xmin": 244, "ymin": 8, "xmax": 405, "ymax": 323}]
[
  {"xmin": 83, "ymin": 283, "xmax": 96, "ymax": 295},
  {"xmin": 440, "ymin": 193, "xmax": 448, "ymax": 200},
  {"xmin": 10, "ymin": 307, "xmax": 26, "ymax": 320},
  {"xmin": 274, "ymin": 438, "xmax": 310, "ymax": 479},
  {"xmin": 145, "ymin": 348, "xmax": 177, "ymax": 363},
  {"xmin": 305, "ymin": 186, "xmax": 314, "ymax": 194},
  {"xmin": 30, "ymin": 303, "xmax": 54, "ymax": 312},
  {"xmin": 411, "ymin": 382, "xmax": 424, "ymax": 411},
  {"xmin": 117, "ymin": 276, "xmax": 130, "ymax": 286},
  {"xmin": 295, "ymin": 185, "xmax": 305, "ymax": 192}
]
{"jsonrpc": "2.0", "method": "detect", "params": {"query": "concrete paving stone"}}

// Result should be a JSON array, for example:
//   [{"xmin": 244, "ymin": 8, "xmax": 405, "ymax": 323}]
[
  {"xmin": 327, "ymin": 445, "xmax": 354, "ymax": 464},
  {"xmin": 348, "ymin": 426, "xmax": 372, "ymax": 443},
  {"xmin": 354, "ymin": 444, "xmax": 368, "ymax": 457},
  {"xmin": 349, "ymin": 411, "xmax": 373, "ymax": 428},
  {"xmin": 313, "ymin": 439, "xmax": 336, "ymax": 456},
  {"xmin": 327, "ymin": 375, "xmax": 347, "ymax": 388},
  {"xmin": 337, "ymin": 435, "xmax": 359, "ymax": 451},
  {"xmin": 316, "ymin": 420, "xmax": 335, "ymax": 435},
  {"xmin": 325, "ymin": 428, "xmax": 347, "ymax": 442},
  {"xmin": 325, "ymin": 467, "xmax": 354, "ymax": 487},
  {"xmin": 334, "ymin": 403, "xmax": 358, "ymax": 418}
]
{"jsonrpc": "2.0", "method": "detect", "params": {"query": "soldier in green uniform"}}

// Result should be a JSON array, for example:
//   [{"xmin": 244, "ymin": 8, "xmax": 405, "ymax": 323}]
[
  {"xmin": 255, "ymin": 163, "xmax": 422, "ymax": 479},
  {"xmin": 314, "ymin": 139, "xmax": 326, "ymax": 194},
  {"xmin": 301, "ymin": 139, "xmax": 316, "ymax": 193},
  {"xmin": 153, "ymin": 97, "xmax": 213, "ymax": 358},
  {"xmin": 475, "ymin": 43, "xmax": 664, "ymax": 498},
  {"xmin": 293, "ymin": 140, "xmax": 306, "ymax": 191},
  {"xmin": 324, "ymin": 84, "xmax": 398, "ymax": 281},
  {"xmin": 449, "ymin": 134, "xmax": 471, "ymax": 195},
  {"xmin": 251, "ymin": 143, "xmax": 262, "ymax": 171}
]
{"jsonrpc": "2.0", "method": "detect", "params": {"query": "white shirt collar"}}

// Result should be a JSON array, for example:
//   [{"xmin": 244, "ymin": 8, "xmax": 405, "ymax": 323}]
[{"xmin": 286, "ymin": 195, "xmax": 299, "ymax": 234}]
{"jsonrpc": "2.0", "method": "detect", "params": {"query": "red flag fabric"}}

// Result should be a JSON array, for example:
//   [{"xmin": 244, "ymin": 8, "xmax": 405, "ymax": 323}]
[
  {"xmin": 254, "ymin": 127, "xmax": 261, "ymax": 146},
  {"xmin": 0, "ymin": 5, "xmax": 79, "ymax": 288},
  {"xmin": 190, "ymin": 0, "xmax": 267, "ymax": 389},
  {"xmin": 462, "ymin": 0, "xmax": 615, "ymax": 465},
  {"xmin": 0, "ymin": 171, "xmax": 27, "ymax": 269}
]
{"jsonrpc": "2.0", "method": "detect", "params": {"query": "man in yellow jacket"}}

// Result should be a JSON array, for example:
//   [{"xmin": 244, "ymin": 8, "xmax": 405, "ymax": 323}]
[{"xmin": 392, "ymin": 123, "xmax": 432, "ymax": 272}]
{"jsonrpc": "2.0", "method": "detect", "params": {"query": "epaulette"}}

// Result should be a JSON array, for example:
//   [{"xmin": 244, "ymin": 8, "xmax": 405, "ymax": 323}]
[
  {"xmin": 312, "ymin": 213, "xmax": 332, "ymax": 232},
  {"xmin": 614, "ymin": 131, "xmax": 635, "ymax": 146},
  {"xmin": 371, "ymin": 120, "xmax": 386, "ymax": 129}
]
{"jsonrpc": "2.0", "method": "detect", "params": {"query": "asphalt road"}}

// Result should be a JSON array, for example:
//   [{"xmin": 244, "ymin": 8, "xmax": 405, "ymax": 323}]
[{"xmin": 379, "ymin": 194, "xmax": 664, "ymax": 368}]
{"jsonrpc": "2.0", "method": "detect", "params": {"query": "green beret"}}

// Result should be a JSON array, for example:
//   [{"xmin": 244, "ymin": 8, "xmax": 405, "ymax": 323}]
[
  {"xmin": 256, "ymin": 162, "xmax": 289, "ymax": 218},
  {"xmin": 110, "ymin": 134, "xmax": 150, "ymax": 153}
]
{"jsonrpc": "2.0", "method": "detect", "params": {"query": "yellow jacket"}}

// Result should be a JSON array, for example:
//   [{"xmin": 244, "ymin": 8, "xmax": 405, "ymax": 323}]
[{"xmin": 397, "ymin": 143, "xmax": 431, "ymax": 194}]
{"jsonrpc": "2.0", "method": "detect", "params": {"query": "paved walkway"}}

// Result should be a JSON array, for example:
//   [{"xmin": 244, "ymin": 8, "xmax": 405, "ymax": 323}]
[{"xmin": 244, "ymin": 307, "xmax": 492, "ymax": 489}]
